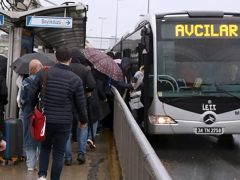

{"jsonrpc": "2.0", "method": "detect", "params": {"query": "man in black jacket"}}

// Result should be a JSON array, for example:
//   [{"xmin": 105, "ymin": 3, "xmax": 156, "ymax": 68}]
[{"xmin": 29, "ymin": 47, "xmax": 88, "ymax": 180}]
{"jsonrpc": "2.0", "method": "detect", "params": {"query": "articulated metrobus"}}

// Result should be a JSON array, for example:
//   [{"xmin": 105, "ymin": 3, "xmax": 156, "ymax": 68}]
[{"xmin": 112, "ymin": 11, "xmax": 240, "ymax": 136}]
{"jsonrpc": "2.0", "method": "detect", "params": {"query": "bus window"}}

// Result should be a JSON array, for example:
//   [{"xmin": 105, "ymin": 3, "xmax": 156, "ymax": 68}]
[{"xmin": 157, "ymin": 20, "xmax": 240, "ymax": 96}]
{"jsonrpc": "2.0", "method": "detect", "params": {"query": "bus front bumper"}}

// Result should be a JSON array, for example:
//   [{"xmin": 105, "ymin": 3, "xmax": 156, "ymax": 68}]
[{"xmin": 147, "ymin": 120, "xmax": 240, "ymax": 135}]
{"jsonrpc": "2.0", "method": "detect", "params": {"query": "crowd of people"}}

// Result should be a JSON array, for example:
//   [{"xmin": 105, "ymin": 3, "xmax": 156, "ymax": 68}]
[{"xmin": 0, "ymin": 47, "xmax": 145, "ymax": 180}]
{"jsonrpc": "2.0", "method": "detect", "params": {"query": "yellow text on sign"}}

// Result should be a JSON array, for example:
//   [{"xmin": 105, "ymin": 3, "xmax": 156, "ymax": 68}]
[{"xmin": 175, "ymin": 24, "xmax": 239, "ymax": 37}]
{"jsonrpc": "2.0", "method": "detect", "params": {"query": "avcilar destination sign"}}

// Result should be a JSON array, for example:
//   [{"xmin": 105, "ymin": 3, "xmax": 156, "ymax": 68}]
[{"xmin": 175, "ymin": 24, "xmax": 239, "ymax": 37}]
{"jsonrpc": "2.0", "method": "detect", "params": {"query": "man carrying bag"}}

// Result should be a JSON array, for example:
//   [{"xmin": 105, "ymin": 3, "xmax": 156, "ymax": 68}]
[{"xmin": 29, "ymin": 47, "xmax": 88, "ymax": 180}]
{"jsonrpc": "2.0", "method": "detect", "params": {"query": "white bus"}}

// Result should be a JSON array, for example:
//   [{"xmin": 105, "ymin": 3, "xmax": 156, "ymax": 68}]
[{"xmin": 112, "ymin": 11, "xmax": 240, "ymax": 136}]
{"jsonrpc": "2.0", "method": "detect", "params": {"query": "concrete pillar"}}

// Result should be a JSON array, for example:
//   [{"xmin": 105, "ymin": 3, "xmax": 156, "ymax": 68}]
[{"xmin": 6, "ymin": 27, "xmax": 22, "ymax": 118}]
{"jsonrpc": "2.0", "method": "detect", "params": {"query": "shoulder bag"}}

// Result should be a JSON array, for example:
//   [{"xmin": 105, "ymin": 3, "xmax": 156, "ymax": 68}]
[{"xmin": 30, "ymin": 68, "xmax": 48, "ymax": 142}]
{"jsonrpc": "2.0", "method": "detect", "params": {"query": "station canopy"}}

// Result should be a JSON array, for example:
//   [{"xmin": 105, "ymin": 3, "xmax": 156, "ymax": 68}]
[{"xmin": 0, "ymin": 3, "xmax": 87, "ymax": 49}]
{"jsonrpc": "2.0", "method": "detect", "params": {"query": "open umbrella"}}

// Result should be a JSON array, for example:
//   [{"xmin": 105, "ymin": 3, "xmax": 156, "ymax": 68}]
[
  {"xmin": 82, "ymin": 48, "xmax": 123, "ymax": 81},
  {"xmin": 11, "ymin": 53, "xmax": 56, "ymax": 74}
]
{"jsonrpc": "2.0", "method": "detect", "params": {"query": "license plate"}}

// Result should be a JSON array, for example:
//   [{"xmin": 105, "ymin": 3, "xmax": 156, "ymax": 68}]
[{"xmin": 195, "ymin": 127, "xmax": 224, "ymax": 134}]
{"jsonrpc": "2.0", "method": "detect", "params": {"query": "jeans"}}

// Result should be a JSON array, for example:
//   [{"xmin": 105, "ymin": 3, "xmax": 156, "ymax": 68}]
[
  {"xmin": 25, "ymin": 146, "xmax": 39, "ymax": 169},
  {"xmin": 19, "ymin": 108, "xmax": 26, "ymax": 157},
  {"xmin": 65, "ymin": 126, "xmax": 88, "ymax": 159},
  {"xmin": 77, "ymin": 126, "xmax": 88, "ymax": 155},
  {"xmin": 38, "ymin": 124, "xmax": 71, "ymax": 180},
  {"xmin": 88, "ymin": 121, "xmax": 98, "ymax": 140},
  {"xmin": 65, "ymin": 134, "xmax": 72, "ymax": 161},
  {"xmin": 65, "ymin": 121, "xmax": 98, "ymax": 159}
]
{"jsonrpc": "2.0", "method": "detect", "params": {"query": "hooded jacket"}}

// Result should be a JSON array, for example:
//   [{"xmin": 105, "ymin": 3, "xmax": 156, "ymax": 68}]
[
  {"xmin": 71, "ymin": 47, "xmax": 91, "ymax": 66},
  {"xmin": 70, "ymin": 48, "xmax": 96, "ymax": 92}
]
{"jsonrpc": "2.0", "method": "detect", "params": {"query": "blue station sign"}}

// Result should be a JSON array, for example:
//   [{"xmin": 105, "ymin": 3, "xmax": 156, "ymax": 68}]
[
  {"xmin": 0, "ymin": 14, "xmax": 4, "ymax": 26},
  {"xmin": 26, "ymin": 16, "xmax": 72, "ymax": 28}
]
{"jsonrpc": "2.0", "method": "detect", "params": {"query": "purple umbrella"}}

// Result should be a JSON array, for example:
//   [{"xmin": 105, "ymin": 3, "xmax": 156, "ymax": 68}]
[{"xmin": 82, "ymin": 48, "xmax": 123, "ymax": 81}]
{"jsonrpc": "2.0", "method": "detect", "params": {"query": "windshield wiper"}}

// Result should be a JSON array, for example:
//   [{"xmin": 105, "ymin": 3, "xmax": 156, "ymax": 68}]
[
  {"xmin": 164, "ymin": 95, "xmax": 202, "ymax": 103},
  {"xmin": 164, "ymin": 84, "xmax": 240, "ymax": 103}
]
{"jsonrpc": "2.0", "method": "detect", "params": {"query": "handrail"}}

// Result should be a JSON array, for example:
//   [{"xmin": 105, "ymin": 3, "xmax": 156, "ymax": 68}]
[{"xmin": 112, "ymin": 86, "xmax": 172, "ymax": 180}]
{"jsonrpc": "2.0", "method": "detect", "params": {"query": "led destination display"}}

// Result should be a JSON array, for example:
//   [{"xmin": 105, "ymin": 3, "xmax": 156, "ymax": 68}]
[
  {"xmin": 175, "ymin": 24, "xmax": 238, "ymax": 37},
  {"xmin": 160, "ymin": 23, "xmax": 240, "ymax": 39}
]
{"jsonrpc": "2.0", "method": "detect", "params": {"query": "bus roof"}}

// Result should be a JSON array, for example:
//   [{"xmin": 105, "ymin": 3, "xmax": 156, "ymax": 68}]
[
  {"xmin": 155, "ymin": 11, "xmax": 240, "ymax": 19},
  {"xmin": 111, "ymin": 11, "xmax": 240, "ymax": 50}
]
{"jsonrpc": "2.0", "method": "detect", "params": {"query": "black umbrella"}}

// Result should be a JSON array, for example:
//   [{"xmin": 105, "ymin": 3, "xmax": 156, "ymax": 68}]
[
  {"xmin": 11, "ymin": 53, "xmax": 56, "ymax": 74},
  {"xmin": 0, "ymin": 55, "xmax": 7, "ymax": 76}
]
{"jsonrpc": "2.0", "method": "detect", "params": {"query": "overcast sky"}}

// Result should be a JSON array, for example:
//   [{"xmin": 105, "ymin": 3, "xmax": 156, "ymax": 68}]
[
  {"xmin": 39, "ymin": 0, "xmax": 240, "ymax": 39},
  {"xmin": 2, "ymin": 0, "xmax": 239, "ymax": 48}
]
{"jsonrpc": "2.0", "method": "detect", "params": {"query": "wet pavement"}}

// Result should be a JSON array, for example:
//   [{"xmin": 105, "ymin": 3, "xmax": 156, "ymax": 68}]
[
  {"xmin": 0, "ymin": 129, "xmax": 122, "ymax": 180},
  {"xmin": 152, "ymin": 134, "xmax": 240, "ymax": 180}
]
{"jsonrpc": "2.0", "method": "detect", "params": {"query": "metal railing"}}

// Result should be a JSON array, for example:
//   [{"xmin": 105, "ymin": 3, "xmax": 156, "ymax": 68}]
[{"xmin": 112, "ymin": 87, "xmax": 172, "ymax": 180}]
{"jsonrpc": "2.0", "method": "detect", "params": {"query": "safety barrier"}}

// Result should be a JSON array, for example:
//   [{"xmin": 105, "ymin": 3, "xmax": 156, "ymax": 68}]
[{"xmin": 112, "ymin": 87, "xmax": 172, "ymax": 180}]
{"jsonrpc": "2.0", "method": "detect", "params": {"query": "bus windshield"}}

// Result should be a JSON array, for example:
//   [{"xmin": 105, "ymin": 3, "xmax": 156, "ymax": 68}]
[{"xmin": 156, "ymin": 18, "xmax": 240, "ymax": 98}]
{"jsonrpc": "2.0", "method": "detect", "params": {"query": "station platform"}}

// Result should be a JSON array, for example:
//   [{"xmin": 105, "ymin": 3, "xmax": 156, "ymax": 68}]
[{"xmin": 0, "ymin": 129, "xmax": 121, "ymax": 180}]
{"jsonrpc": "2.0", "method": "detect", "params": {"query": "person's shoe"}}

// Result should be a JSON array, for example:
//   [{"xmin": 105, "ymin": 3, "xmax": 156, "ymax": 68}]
[
  {"xmin": 87, "ymin": 139, "xmax": 96, "ymax": 149},
  {"xmin": 27, "ymin": 166, "xmax": 38, "ymax": 171},
  {"xmin": 77, "ymin": 154, "xmax": 85, "ymax": 164},
  {"xmin": 27, "ymin": 167, "xmax": 34, "ymax": 171},
  {"xmin": 38, "ymin": 176, "xmax": 47, "ymax": 180},
  {"xmin": 64, "ymin": 159, "xmax": 72, "ymax": 166}
]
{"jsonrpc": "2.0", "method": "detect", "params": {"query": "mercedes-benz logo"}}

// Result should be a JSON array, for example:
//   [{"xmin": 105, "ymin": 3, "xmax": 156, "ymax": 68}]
[{"xmin": 203, "ymin": 114, "xmax": 216, "ymax": 125}]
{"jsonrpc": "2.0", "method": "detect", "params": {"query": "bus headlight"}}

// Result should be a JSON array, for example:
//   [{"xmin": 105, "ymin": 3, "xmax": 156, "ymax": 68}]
[{"xmin": 148, "ymin": 115, "xmax": 176, "ymax": 124}]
